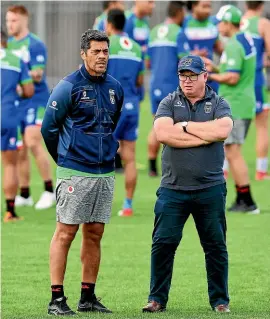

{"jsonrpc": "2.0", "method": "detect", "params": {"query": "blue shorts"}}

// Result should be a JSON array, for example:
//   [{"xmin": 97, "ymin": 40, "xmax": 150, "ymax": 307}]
[
  {"xmin": 151, "ymin": 88, "xmax": 170, "ymax": 115},
  {"xmin": 150, "ymin": 85, "xmax": 178, "ymax": 115},
  {"xmin": 1, "ymin": 110, "xmax": 18, "ymax": 151},
  {"xmin": 114, "ymin": 100, "xmax": 139, "ymax": 141},
  {"xmin": 19, "ymin": 98, "xmax": 47, "ymax": 135},
  {"xmin": 19, "ymin": 107, "xmax": 39, "ymax": 135},
  {"xmin": 255, "ymin": 85, "xmax": 270, "ymax": 114},
  {"xmin": 207, "ymin": 79, "xmax": 219, "ymax": 93}
]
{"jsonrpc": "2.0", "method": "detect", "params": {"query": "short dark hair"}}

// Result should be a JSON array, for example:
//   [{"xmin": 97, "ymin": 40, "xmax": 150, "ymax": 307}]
[
  {"xmin": 187, "ymin": 1, "xmax": 198, "ymax": 11},
  {"xmin": 167, "ymin": 1, "xmax": 185, "ymax": 18},
  {"xmin": 1, "ymin": 29, "xmax": 8, "ymax": 47},
  {"xmin": 246, "ymin": 1, "xmax": 264, "ymax": 10},
  {"xmin": 107, "ymin": 9, "xmax": 126, "ymax": 31},
  {"xmin": 103, "ymin": 1, "xmax": 117, "ymax": 10},
  {"xmin": 80, "ymin": 29, "xmax": 110, "ymax": 52}
]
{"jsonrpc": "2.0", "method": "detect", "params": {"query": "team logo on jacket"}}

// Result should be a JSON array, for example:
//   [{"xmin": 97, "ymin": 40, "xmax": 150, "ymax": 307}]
[
  {"xmin": 109, "ymin": 89, "xmax": 115, "ymax": 104},
  {"xmin": 120, "ymin": 37, "xmax": 133, "ymax": 50},
  {"xmin": 204, "ymin": 102, "xmax": 212, "ymax": 113}
]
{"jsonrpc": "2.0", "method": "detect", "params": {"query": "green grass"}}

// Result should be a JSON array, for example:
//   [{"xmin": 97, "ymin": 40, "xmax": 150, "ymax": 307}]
[{"xmin": 2, "ymin": 95, "xmax": 270, "ymax": 319}]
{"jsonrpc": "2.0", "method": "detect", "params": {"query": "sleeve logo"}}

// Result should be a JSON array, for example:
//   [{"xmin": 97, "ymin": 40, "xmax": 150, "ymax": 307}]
[
  {"xmin": 109, "ymin": 89, "xmax": 115, "ymax": 104},
  {"xmin": 49, "ymin": 100, "xmax": 58, "ymax": 110}
]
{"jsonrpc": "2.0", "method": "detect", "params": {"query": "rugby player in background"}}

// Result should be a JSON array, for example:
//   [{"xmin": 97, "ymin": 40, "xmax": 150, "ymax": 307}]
[
  {"xmin": 1, "ymin": 29, "xmax": 34, "ymax": 222},
  {"xmin": 146, "ymin": 1, "xmax": 190, "ymax": 176},
  {"xmin": 241, "ymin": 1, "xmax": 270, "ymax": 180},
  {"xmin": 6, "ymin": 5, "xmax": 55, "ymax": 209}
]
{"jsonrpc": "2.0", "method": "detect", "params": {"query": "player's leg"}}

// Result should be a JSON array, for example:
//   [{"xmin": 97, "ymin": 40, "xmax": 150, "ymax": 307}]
[
  {"xmin": 117, "ymin": 111, "xmax": 139, "ymax": 217},
  {"xmin": 118, "ymin": 140, "xmax": 137, "ymax": 217},
  {"xmin": 1, "ymin": 118, "xmax": 22, "ymax": 222},
  {"xmin": 80, "ymin": 223, "xmax": 104, "ymax": 285},
  {"xmin": 24, "ymin": 106, "xmax": 55, "ymax": 209},
  {"xmin": 49, "ymin": 222, "xmax": 79, "ymax": 315},
  {"xmin": 78, "ymin": 176, "xmax": 114, "ymax": 313},
  {"xmin": 2, "ymin": 150, "xmax": 21, "ymax": 222},
  {"xmin": 148, "ymin": 94, "xmax": 160, "ymax": 177},
  {"xmin": 192, "ymin": 184, "xmax": 229, "ymax": 311},
  {"xmin": 143, "ymin": 187, "xmax": 190, "ymax": 312},
  {"xmin": 16, "ymin": 140, "xmax": 34, "ymax": 206},
  {"xmin": 255, "ymin": 86, "xmax": 269, "ymax": 180},
  {"xmin": 225, "ymin": 120, "xmax": 259, "ymax": 214},
  {"xmin": 15, "ymin": 110, "xmax": 34, "ymax": 207}
]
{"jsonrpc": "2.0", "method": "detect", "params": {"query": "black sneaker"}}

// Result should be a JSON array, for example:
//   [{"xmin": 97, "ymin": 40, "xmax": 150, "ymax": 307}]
[
  {"xmin": 48, "ymin": 296, "xmax": 76, "ymax": 316},
  {"xmin": 228, "ymin": 201, "xmax": 260, "ymax": 214},
  {"xmin": 77, "ymin": 295, "xmax": 112, "ymax": 313}
]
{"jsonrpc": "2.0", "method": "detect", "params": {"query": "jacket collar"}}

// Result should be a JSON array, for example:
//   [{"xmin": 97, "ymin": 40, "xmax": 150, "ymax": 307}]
[
  {"xmin": 80, "ymin": 64, "xmax": 107, "ymax": 83},
  {"xmin": 177, "ymin": 84, "xmax": 213, "ymax": 101}
]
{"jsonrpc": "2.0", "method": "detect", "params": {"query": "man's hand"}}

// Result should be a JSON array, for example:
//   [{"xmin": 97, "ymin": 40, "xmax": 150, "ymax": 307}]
[
  {"xmin": 202, "ymin": 57, "xmax": 219, "ymax": 74},
  {"xmin": 202, "ymin": 57, "xmax": 214, "ymax": 72},
  {"xmin": 29, "ymin": 69, "xmax": 43, "ymax": 83},
  {"xmin": 175, "ymin": 122, "xmax": 211, "ymax": 145},
  {"xmin": 191, "ymin": 47, "xmax": 208, "ymax": 58}
]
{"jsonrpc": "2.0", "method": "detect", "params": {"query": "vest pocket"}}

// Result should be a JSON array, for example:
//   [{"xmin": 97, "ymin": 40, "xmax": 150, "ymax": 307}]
[{"xmin": 67, "ymin": 129, "xmax": 100, "ymax": 164}]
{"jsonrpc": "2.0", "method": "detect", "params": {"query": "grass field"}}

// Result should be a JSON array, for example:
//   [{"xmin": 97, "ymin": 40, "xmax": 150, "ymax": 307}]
[{"xmin": 2, "ymin": 95, "xmax": 270, "ymax": 319}]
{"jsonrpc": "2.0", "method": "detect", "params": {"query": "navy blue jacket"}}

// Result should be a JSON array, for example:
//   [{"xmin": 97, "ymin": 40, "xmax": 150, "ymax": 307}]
[{"xmin": 41, "ymin": 65, "xmax": 124, "ymax": 174}]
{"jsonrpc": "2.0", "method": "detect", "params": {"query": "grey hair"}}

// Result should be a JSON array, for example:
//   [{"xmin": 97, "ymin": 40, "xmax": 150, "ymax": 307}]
[{"xmin": 80, "ymin": 29, "xmax": 110, "ymax": 52}]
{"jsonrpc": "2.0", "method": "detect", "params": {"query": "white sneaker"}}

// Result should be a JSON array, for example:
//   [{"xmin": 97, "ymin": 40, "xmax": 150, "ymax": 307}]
[
  {"xmin": 15, "ymin": 195, "xmax": 34, "ymax": 207},
  {"xmin": 35, "ymin": 191, "xmax": 56, "ymax": 210}
]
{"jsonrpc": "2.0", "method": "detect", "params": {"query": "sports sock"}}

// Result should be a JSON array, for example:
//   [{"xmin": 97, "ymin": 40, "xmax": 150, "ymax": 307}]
[
  {"xmin": 115, "ymin": 153, "xmax": 123, "ymax": 169},
  {"xmin": 81, "ymin": 282, "xmax": 95, "ymax": 302},
  {"xmin": 149, "ymin": 159, "xmax": 157, "ymax": 173},
  {"xmin": 20, "ymin": 187, "xmax": 30, "ymax": 199},
  {"xmin": 256, "ymin": 157, "xmax": 268, "ymax": 173},
  {"xmin": 6, "ymin": 199, "xmax": 16, "ymax": 216},
  {"xmin": 123, "ymin": 198, "xmax": 132, "ymax": 209},
  {"xmin": 51, "ymin": 285, "xmax": 64, "ymax": 301},
  {"xmin": 236, "ymin": 185, "xmax": 255, "ymax": 206},
  {"xmin": 45, "ymin": 180, "xmax": 54, "ymax": 193}
]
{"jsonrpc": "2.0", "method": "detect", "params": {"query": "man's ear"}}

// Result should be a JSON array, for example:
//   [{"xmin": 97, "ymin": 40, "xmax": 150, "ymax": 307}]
[
  {"xmin": 80, "ymin": 50, "xmax": 86, "ymax": 61},
  {"xmin": 204, "ymin": 72, "xmax": 208, "ymax": 83}
]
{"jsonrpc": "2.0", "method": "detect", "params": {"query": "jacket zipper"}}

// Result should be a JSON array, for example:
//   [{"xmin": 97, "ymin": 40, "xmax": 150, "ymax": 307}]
[{"xmin": 95, "ymin": 84, "xmax": 102, "ymax": 164}]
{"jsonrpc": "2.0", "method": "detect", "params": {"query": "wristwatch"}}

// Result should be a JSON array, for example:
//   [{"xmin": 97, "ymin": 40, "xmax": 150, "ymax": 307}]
[{"xmin": 181, "ymin": 121, "xmax": 188, "ymax": 133}]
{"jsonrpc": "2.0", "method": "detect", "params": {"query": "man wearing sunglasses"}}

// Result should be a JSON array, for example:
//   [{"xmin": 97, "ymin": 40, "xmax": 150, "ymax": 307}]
[{"xmin": 142, "ymin": 55, "xmax": 233, "ymax": 313}]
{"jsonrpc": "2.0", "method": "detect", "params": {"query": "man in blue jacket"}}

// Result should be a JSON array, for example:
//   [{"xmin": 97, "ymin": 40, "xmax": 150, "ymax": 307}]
[{"xmin": 41, "ymin": 29, "xmax": 124, "ymax": 316}]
